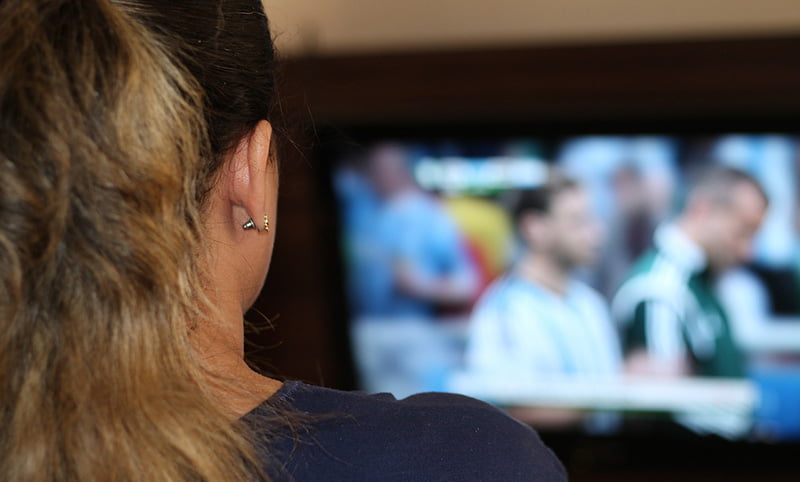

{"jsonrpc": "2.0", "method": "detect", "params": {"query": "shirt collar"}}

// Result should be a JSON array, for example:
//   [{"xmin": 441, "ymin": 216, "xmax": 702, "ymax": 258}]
[{"xmin": 654, "ymin": 222, "xmax": 707, "ymax": 274}]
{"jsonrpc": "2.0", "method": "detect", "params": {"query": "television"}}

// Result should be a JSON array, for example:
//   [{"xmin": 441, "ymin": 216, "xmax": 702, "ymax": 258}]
[{"xmin": 319, "ymin": 126, "xmax": 800, "ymax": 447}]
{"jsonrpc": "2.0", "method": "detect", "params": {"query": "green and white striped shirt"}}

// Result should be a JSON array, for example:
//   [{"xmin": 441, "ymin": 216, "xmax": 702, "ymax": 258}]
[{"xmin": 612, "ymin": 224, "xmax": 744, "ymax": 378}]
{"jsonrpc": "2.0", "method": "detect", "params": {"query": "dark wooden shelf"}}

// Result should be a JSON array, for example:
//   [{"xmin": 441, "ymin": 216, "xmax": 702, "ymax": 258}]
[{"xmin": 281, "ymin": 35, "xmax": 800, "ymax": 126}]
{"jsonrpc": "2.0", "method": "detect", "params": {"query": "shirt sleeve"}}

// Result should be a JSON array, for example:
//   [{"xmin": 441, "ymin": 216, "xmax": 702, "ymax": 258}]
[
  {"xmin": 581, "ymin": 287, "xmax": 623, "ymax": 375},
  {"xmin": 466, "ymin": 300, "xmax": 520, "ymax": 378},
  {"xmin": 627, "ymin": 300, "xmax": 687, "ymax": 363}
]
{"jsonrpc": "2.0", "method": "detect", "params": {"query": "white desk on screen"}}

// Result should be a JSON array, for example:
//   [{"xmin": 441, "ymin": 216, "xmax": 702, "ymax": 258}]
[{"xmin": 448, "ymin": 374, "xmax": 759, "ymax": 414}]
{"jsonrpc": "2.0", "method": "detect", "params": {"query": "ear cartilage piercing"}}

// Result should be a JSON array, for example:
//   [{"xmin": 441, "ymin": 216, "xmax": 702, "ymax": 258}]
[
  {"xmin": 242, "ymin": 218, "xmax": 257, "ymax": 231},
  {"xmin": 263, "ymin": 215, "xmax": 270, "ymax": 233}
]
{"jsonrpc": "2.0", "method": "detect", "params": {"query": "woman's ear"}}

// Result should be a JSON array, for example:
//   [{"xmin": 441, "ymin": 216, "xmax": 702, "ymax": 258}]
[{"xmin": 228, "ymin": 120, "xmax": 273, "ymax": 228}]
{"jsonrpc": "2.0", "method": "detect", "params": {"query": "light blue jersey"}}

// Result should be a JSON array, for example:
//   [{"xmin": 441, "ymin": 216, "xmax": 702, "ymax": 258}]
[{"xmin": 465, "ymin": 274, "xmax": 621, "ymax": 381}]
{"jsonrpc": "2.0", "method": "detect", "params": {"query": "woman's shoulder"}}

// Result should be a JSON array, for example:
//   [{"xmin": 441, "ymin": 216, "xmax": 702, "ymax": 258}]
[{"xmin": 247, "ymin": 381, "xmax": 566, "ymax": 482}]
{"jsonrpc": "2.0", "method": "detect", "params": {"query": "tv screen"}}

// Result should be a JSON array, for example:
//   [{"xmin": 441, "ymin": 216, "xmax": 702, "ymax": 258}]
[{"xmin": 328, "ymin": 131, "xmax": 800, "ymax": 441}]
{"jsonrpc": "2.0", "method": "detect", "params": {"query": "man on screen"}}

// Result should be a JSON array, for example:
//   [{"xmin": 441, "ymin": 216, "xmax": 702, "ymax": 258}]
[
  {"xmin": 465, "ymin": 175, "xmax": 621, "ymax": 394},
  {"xmin": 347, "ymin": 143, "xmax": 479, "ymax": 397},
  {"xmin": 612, "ymin": 166, "xmax": 768, "ymax": 379},
  {"xmin": 361, "ymin": 143, "xmax": 478, "ymax": 317}
]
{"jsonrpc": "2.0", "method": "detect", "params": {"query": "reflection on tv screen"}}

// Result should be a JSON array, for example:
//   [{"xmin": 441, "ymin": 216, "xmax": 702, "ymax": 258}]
[{"xmin": 331, "ymin": 134, "xmax": 800, "ymax": 441}]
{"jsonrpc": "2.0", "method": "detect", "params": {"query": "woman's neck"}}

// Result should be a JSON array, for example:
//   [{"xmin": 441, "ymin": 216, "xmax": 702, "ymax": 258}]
[{"xmin": 191, "ymin": 298, "xmax": 282, "ymax": 419}]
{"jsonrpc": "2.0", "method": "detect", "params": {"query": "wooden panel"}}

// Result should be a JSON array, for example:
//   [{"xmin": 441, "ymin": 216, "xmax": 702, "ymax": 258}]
[{"xmin": 281, "ymin": 35, "xmax": 800, "ymax": 125}]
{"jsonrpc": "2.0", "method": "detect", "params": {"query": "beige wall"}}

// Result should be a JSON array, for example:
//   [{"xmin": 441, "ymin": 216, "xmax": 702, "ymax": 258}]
[{"xmin": 265, "ymin": 0, "xmax": 800, "ymax": 56}]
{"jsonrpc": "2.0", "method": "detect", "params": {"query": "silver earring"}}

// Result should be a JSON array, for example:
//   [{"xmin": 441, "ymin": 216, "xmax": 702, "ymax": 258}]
[{"xmin": 242, "ymin": 218, "xmax": 257, "ymax": 231}]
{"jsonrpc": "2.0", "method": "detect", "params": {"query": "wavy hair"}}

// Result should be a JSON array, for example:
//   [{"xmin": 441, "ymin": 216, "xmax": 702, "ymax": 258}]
[{"xmin": 0, "ymin": 0, "xmax": 280, "ymax": 480}]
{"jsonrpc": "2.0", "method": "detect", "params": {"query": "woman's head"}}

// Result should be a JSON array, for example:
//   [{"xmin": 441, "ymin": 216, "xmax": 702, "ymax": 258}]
[{"xmin": 0, "ymin": 0, "xmax": 280, "ymax": 480}]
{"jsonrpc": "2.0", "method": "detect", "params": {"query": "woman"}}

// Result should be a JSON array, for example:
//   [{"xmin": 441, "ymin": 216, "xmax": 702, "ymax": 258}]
[{"xmin": 0, "ymin": 0, "xmax": 566, "ymax": 480}]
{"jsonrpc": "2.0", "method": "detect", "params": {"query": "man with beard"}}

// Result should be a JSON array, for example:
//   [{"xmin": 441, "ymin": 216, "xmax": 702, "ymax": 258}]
[{"xmin": 465, "ymin": 175, "xmax": 621, "ymax": 413}]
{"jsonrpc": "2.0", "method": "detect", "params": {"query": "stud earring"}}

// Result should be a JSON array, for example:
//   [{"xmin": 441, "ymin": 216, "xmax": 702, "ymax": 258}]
[
  {"xmin": 242, "ymin": 218, "xmax": 257, "ymax": 231},
  {"xmin": 264, "ymin": 215, "xmax": 270, "ymax": 233}
]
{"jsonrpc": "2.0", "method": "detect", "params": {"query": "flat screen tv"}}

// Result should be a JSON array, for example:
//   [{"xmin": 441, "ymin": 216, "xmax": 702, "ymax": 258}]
[{"xmin": 319, "ymin": 126, "xmax": 800, "ymax": 448}]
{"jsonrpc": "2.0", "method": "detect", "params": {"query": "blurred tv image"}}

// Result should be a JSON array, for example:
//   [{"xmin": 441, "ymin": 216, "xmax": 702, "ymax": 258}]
[{"xmin": 330, "ymin": 134, "xmax": 800, "ymax": 441}]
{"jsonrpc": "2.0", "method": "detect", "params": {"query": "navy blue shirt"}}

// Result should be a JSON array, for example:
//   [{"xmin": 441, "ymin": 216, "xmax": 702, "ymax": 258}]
[{"xmin": 243, "ymin": 381, "xmax": 566, "ymax": 481}]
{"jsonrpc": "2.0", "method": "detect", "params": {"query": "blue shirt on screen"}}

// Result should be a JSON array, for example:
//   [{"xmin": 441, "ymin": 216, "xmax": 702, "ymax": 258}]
[{"xmin": 349, "ymin": 190, "xmax": 475, "ymax": 318}]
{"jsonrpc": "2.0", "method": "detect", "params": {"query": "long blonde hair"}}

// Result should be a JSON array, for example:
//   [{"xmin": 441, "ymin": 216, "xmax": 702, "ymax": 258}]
[{"xmin": 0, "ymin": 0, "xmax": 278, "ymax": 479}]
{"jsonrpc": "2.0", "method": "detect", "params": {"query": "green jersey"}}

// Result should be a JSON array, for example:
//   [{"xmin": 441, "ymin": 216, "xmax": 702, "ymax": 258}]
[{"xmin": 612, "ymin": 224, "xmax": 745, "ymax": 378}]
